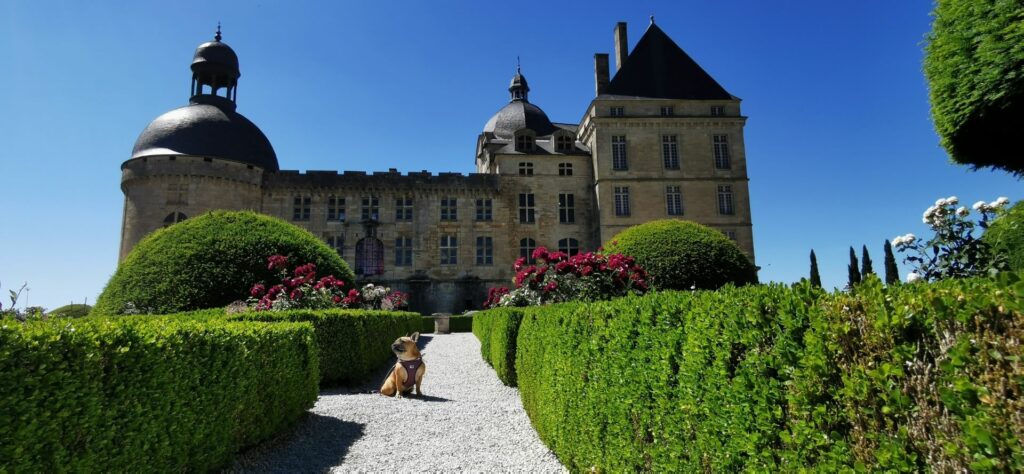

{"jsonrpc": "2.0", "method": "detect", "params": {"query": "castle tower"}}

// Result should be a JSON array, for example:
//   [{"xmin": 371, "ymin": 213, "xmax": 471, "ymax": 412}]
[{"xmin": 118, "ymin": 27, "xmax": 277, "ymax": 260}]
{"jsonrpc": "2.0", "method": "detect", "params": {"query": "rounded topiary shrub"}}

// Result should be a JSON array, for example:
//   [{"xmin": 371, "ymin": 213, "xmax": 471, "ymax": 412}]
[
  {"xmin": 48, "ymin": 304, "xmax": 92, "ymax": 319},
  {"xmin": 984, "ymin": 201, "xmax": 1024, "ymax": 271},
  {"xmin": 94, "ymin": 210, "xmax": 354, "ymax": 315},
  {"xmin": 603, "ymin": 219, "xmax": 757, "ymax": 291}
]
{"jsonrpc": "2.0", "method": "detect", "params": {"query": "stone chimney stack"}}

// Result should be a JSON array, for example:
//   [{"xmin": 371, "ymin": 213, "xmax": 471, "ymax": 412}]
[
  {"xmin": 614, "ymin": 22, "xmax": 628, "ymax": 71},
  {"xmin": 594, "ymin": 53, "xmax": 609, "ymax": 96}
]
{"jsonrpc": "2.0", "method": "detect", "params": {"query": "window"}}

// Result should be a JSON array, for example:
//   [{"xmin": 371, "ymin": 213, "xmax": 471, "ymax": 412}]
[
  {"xmin": 395, "ymin": 237, "xmax": 413, "ymax": 266},
  {"xmin": 163, "ymin": 212, "xmax": 187, "ymax": 227},
  {"xmin": 326, "ymin": 235, "xmax": 345, "ymax": 257},
  {"xmin": 558, "ymin": 238, "xmax": 580, "ymax": 256},
  {"xmin": 519, "ymin": 193, "xmax": 536, "ymax": 223},
  {"xmin": 520, "ymin": 238, "xmax": 537, "ymax": 264},
  {"xmin": 475, "ymin": 198, "xmax": 492, "ymax": 221},
  {"xmin": 614, "ymin": 186, "xmax": 630, "ymax": 216},
  {"xmin": 611, "ymin": 135, "xmax": 628, "ymax": 170},
  {"xmin": 610, "ymin": 106, "xmax": 624, "ymax": 117},
  {"xmin": 440, "ymin": 235, "xmax": 458, "ymax": 265},
  {"xmin": 518, "ymin": 162, "xmax": 534, "ymax": 176},
  {"xmin": 660, "ymin": 106, "xmax": 675, "ymax": 116},
  {"xmin": 559, "ymin": 193, "xmax": 575, "ymax": 224},
  {"xmin": 328, "ymin": 196, "xmax": 346, "ymax": 222},
  {"xmin": 395, "ymin": 197, "xmax": 413, "ymax": 221},
  {"xmin": 662, "ymin": 135, "xmax": 679, "ymax": 169},
  {"xmin": 556, "ymin": 135, "xmax": 574, "ymax": 153},
  {"xmin": 440, "ymin": 197, "xmax": 458, "ymax": 221},
  {"xmin": 713, "ymin": 135, "xmax": 731, "ymax": 169},
  {"xmin": 666, "ymin": 186, "xmax": 683, "ymax": 216},
  {"xmin": 476, "ymin": 236, "xmax": 493, "ymax": 265},
  {"xmin": 293, "ymin": 196, "xmax": 311, "ymax": 221},
  {"xmin": 710, "ymin": 105, "xmax": 725, "ymax": 116},
  {"xmin": 558, "ymin": 162, "xmax": 573, "ymax": 176},
  {"xmin": 723, "ymin": 230, "xmax": 738, "ymax": 241},
  {"xmin": 718, "ymin": 185, "xmax": 735, "ymax": 215},
  {"xmin": 355, "ymin": 237, "xmax": 384, "ymax": 276},
  {"xmin": 360, "ymin": 196, "xmax": 379, "ymax": 221},
  {"xmin": 166, "ymin": 183, "xmax": 188, "ymax": 205},
  {"xmin": 515, "ymin": 134, "xmax": 535, "ymax": 152}
]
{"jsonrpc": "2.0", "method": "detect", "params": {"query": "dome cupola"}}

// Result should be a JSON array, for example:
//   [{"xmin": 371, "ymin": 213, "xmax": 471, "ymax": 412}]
[
  {"xmin": 190, "ymin": 24, "xmax": 240, "ymax": 108},
  {"xmin": 483, "ymin": 66, "xmax": 557, "ymax": 139}
]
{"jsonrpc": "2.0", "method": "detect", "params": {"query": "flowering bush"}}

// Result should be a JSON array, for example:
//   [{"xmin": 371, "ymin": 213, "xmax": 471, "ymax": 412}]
[
  {"xmin": 484, "ymin": 247, "xmax": 648, "ymax": 308},
  {"xmin": 248, "ymin": 256, "xmax": 407, "ymax": 311},
  {"xmin": 893, "ymin": 196, "xmax": 1009, "ymax": 282}
]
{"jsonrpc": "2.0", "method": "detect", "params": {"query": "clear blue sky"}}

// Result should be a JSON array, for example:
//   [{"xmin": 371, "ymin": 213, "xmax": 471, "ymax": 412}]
[{"xmin": 1, "ymin": 0, "xmax": 1019, "ymax": 311}]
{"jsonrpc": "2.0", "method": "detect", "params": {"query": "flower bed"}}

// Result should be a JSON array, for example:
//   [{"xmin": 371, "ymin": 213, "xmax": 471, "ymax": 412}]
[{"xmin": 0, "ymin": 316, "xmax": 318, "ymax": 472}]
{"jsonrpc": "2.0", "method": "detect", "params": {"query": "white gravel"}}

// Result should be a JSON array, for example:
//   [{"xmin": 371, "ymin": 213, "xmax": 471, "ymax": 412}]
[{"xmin": 231, "ymin": 333, "xmax": 565, "ymax": 473}]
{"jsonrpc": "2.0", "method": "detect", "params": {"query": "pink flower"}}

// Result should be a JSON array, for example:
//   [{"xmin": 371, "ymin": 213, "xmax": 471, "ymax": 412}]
[
  {"xmin": 532, "ymin": 246, "xmax": 549, "ymax": 261},
  {"xmin": 290, "ymin": 289, "xmax": 303, "ymax": 300},
  {"xmin": 250, "ymin": 283, "xmax": 266, "ymax": 298},
  {"xmin": 543, "ymin": 281, "xmax": 558, "ymax": 292},
  {"xmin": 267, "ymin": 255, "xmax": 289, "ymax": 271}
]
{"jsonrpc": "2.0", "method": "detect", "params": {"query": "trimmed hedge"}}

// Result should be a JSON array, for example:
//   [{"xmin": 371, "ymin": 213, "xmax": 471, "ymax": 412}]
[
  {"xmin": 95, "ymin": 210, "xmax": 355, "ymax": 315},
  {"xmin": 604, "ymin": 219, "xmax": 757, "ymax": 290},
  {"xmin": 924, "ymin": 0, "xmax": 1024, "ymax": 175},
  {"xmin": 985, "ymin": 201, "xmax": 1024, "ymax": 271},
  {"xmin": 473, "ymin": 308, "xmax": 524, "ymax": 386},
  {"xmin": 450, "ymin": 315, "xmax": 473, "ymax": 332},
  {"xmin": 512, "ymin": 275, "xmax": 1024, "ymax": 471},
  {"xmin": 229, "ymin": 309, "xmax": 421, "ymax": 385},
  {"xmin": 0, "ymin": 316, "xmax": 318, "ymax": 472},
  {"xmin": 47, "ymin": 303, "xmax": 91, "ymax": 318}
]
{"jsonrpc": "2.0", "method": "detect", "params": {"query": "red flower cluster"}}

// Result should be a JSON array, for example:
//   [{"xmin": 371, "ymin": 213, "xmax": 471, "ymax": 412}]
[
  {"xmin": 248, "ymin": 255, "xmax": 409, "ymax": 311},
  {"xmin": 482, "ymin": 286, "xmax": 510, "ymax": 309}
]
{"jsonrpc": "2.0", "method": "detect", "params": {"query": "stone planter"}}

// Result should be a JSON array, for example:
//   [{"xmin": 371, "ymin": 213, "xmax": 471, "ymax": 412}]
[{"xmin": 431, "ymin": 313, "xmax": 451, "ymax": 334}]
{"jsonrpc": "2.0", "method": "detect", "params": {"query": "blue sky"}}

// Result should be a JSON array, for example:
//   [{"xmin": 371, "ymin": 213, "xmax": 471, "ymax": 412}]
[{"xmin": 1, "ymin": 0, "xmax": 1019, "ymax": 311}]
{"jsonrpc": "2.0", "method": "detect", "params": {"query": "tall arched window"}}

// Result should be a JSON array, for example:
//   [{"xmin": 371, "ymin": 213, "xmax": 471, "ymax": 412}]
[
  {"xmin": 163, "ymin": 212, "xmax": 187, "ymax": 227},
  {"xmin": 355, "ymin": 237, "xmax": 384, "ymax": 276},
  {"xmin": 520, "ymin": 238, "xmax": 537, "ymax": 264},
  {"xmin": 558, "ymin": 238, "xmax": 580, "ymax": 256}
]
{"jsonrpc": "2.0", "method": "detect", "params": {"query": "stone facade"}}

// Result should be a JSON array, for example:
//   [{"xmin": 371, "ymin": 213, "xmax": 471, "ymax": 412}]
[{"xmin": 118, "ymin": 21, "xmax": 756, "ymax": 314}]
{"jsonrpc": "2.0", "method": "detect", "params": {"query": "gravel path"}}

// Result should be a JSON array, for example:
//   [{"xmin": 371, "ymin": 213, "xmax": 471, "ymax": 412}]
[{"xmin": 231, "ymin": 333, "xmax": 564, "ymax": 473}]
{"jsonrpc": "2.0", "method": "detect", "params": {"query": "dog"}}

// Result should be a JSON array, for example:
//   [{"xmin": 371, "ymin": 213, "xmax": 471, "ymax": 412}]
[{"xmin": 379, "ymin": 332, "xmax": 425, "ymax": 398}]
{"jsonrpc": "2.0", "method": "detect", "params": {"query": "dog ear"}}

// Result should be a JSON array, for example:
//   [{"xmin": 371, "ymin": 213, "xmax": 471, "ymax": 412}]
[{"xmin": 410, "ymin": 332, "xmax": 419, "ymax": 342}]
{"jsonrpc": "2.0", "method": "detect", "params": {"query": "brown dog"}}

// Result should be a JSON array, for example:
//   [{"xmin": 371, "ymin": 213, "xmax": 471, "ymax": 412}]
[{"xmin": 379, "ymin": 332, "xmax": 425, "ymax": 398}]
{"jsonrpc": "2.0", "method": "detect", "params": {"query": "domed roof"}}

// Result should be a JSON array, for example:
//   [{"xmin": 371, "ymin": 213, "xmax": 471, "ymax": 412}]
[
  {"xmin": 131, "ymin": 100, "xmax": 278, "ymax": 171},
  {"xmin": 483, "ymin": 101, "xmax": 557, "ymax": 139},
  {"xmin": 191, "ymin": 40, "xmax": 239, "ymax": 76}
]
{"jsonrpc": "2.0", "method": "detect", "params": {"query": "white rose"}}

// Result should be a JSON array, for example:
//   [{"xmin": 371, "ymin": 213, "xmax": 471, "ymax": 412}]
[
  {"xmin": 973, "ymin": 200, "xmax": 987, "ymax": 211},
  {"xmin": 906, "ymin": 272, "xmax": 922, "ymax": 283},
  {"xmin": 946, "ymin": 196, "xmax": 958, "ymax": 205},
  {"xmin": 994, "ymin": 196, "xmax": 1010, "ymax": 207},
  {"xmin": 935, "ymin": 198, "xmax": 946, "ymax": 207},
  {"xmin": 956, "ymin": 206, "xmax": 969, "ymax": 217}
]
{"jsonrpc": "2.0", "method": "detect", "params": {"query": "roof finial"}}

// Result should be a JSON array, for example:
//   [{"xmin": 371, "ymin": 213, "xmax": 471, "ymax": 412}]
[
  {"xmin": 516, "ymin": 55, "xmax": 521, "ymax": 74},
  {"xmin": 650, "ymin": 15, "xmax": 655, "ymax": 25},
  {"xmin": 215, "ymin": 22, "xmax": 222, "ymax": 42}
]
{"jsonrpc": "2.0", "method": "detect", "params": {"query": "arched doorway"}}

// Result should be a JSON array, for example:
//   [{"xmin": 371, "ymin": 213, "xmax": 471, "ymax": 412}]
[{"xmin": 355, "ymin": 237, "xmax": 384, "ymax": 276}]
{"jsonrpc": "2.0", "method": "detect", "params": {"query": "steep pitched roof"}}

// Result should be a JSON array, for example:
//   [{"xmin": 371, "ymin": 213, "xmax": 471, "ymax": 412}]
[{"xmin": 604, "ymin": 23, "xmax": 735, "ymax": 100}]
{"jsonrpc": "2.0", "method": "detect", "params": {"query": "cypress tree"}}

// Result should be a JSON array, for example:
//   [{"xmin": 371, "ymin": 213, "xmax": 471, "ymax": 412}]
[
  {"xmin": 883, "ymin": 239, "xmax": 899, "ymax": 285},
  {"xmin": 861, "ymin": 245, "xmax": 874, "ymax": 278},
  {"xmin": 809, "ymin": 250, "xmax": 822, "ymax": 288},
  {"xmin": 847, "ymin": 247, "xmax": 862, "ymax": 287}
]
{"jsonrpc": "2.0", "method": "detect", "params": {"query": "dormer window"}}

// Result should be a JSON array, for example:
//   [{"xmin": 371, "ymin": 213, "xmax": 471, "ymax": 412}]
[
  {"xmin": 555, "ymin": 135, "xmax": 574, "ymax": 153},
  {"xmin": 660, "ymin": 106, "xmax": 675, "ymax": 117},
  {"xmin": 515, "ymin": 134, "xmax": 535, "ymax": 152}
]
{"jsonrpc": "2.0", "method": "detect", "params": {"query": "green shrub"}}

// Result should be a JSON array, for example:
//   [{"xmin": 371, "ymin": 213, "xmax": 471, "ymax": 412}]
[
  {"xmin": 47, "ymin": 303, "xmax": 91, "ymax": 318},
  {"xmin": 514, "ymin": 276, "xmax": 1024, "ymax": 471},
  {"xmin": 450, "ymin": 315, "xmax": 473, "ymax": 332},
  {"xmin": 229, "ymin": 309, "xmax": 421, "ymax": 385},
  {"xmin": 924, "ymin": 0, "xmax": 1024, "ymax": 175},
  {"xmin": 985, "ymin": 201, "xmax": 1024, "ymax": 271},
  {"xmin": 420, "ymin": 317, "xmax": 436, "ymax": 334},
  {"xmin": 473, "ymin": 308, "xmax": 525, "ymax": 385},
  {"xmin": 94, "ymin": 210, "xmax": 354, "ymax": 315},
  {"xmin": 0, "ymin": 315, "xmax": 318, "ymax": 472},
  {"xmin": 603, "ymin": 219, "xmax": 757, "ymax": 290}
]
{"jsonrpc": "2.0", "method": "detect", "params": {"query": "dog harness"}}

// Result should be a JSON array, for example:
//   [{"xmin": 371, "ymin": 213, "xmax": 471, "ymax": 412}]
[{"xmin": 399, "ymin": 358, "xmax": 423, "ymax": 390}]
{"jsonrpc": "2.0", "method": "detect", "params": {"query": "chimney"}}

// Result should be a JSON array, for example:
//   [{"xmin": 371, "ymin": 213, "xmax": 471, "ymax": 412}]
[
  {"xmin": 614, "ymin": 22, "xmax": 628, "ymax": 71},
  {"xmin": 594, "ymin": 53, "xmax": 609, "ymax": 96}
]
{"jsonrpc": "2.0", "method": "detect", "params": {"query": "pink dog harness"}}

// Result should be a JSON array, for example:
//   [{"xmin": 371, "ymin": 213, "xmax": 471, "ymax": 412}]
[{"xmin": 399, "ymin": 358, "xmax": 423, "ymax": 390}]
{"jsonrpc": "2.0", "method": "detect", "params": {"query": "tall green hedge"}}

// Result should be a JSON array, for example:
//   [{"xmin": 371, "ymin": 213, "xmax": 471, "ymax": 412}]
[
  {"xmin": 924, "ymin": 0, "xmax": 1024, "ymax": 175},
  {"xmin": 95, "ymin": 210, "xmax": 355, "ymax": 315},
  {"xmin": 473, "ymin": 308, "xmax": 525, "ymax": 386},
  {"xmin": 229, "ymin": 309, "xmax": 421, "ymax": 385},
  {"xmin": 513, "ymin": 275, "xmax": 1024, "ymax": 471},
  {"xmin": 985, "ymin": 201, "xmax": 1024, "ymax": 271},
  {"xmin": 0, "ymin": 316, "xmax": 318, "ymax": 472}
]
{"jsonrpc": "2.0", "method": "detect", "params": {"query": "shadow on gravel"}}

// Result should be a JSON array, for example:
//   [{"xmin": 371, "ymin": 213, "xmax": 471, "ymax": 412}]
[
  {"xmin": 407, "ymin": 394, "xmax": 450, "ymax": 403},
  {"xmin": 231, "ymin": 413, "xmax": 364, "ymax": 473}
]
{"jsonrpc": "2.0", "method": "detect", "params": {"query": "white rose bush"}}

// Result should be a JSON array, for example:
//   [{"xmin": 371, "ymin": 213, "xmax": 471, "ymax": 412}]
[{"xmin": 893, "ymin": 196, "xmax": 1010, "ymax": 282}]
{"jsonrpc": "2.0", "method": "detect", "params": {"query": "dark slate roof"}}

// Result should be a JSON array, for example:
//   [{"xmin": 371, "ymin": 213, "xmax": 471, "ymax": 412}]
[
  {"xmin": 131, "ymin": 98, "xmax": 279, "ymax": 171},
  {"xmin": 482, "ymin": 101, "xmax": 558, "ymax": 139},
  {"xmin": 191, "ymin": 40, "xmax": 240, "ymax": 76},
  {"xmin": 604, "ymin": 23, "xmax": 734, "ymax": 100}
]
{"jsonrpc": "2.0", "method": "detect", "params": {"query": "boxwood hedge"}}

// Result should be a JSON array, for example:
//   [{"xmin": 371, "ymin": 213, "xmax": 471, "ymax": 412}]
[
  {"xmin": 511, "ymin": 275, "xmax": 1024, "ymax": 471},
  {"xmin": 985, "ymin": 201, "xmax": 1024, "ymax": 271},
  {"xmin": 0, "ymin": 316, "xmax": 318, "ymax": 472},
  {"xmin": 472, "ymin": 307, "xmax": 525, "ymax": 386},
  {"xmin": 229, "ymin": 309, "xmax": 421, "ymax": 385}
]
